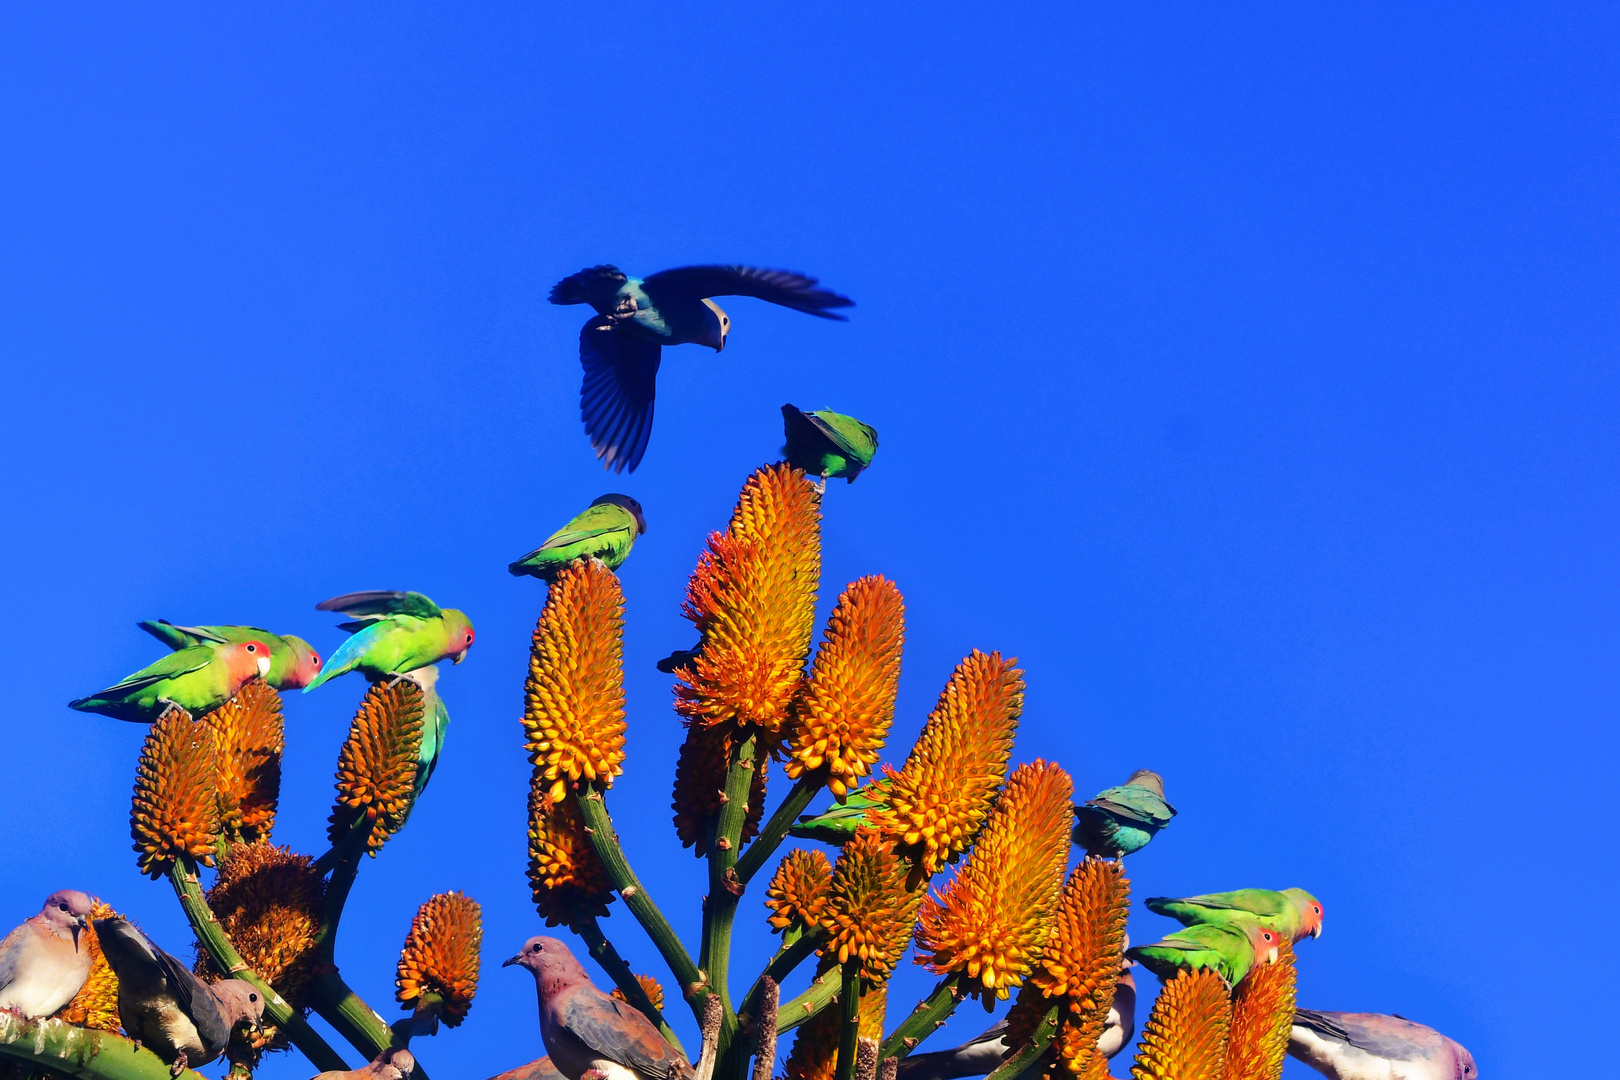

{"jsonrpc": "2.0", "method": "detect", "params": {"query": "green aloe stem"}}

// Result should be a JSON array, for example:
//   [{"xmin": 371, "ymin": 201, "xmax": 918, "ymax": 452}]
[
  {"xmin": 739, "ymin": 930, "xmax": 821, "ymax": 1023},
  {"xmin": 776, "ymin": 964, "xmax": 842, "ymax": 1035},
  {"xmin": 700, "ymin": 732, "xmax": 757, "ymax": 1059},
  {"xmin": 574, "ymin": 916, "xmax": 685, "ymax": 1054},
  {"xmin": 0, "ymin": 1013, "xmax": 209, "ymax": 1080},
  {"xmin": 983, "ymin": 1004, "xmax": 1060, "ymax": 1080},
  {"xmin": 733, "ymin": 774, "xmax": 823, "ymax": 886},
  {"xmin": 878, "ymin": 973, "xmax": 965, "ymax": 1061},
  {"xmin": 833, "ymin": 964, "xmax": 862, "ymax": 1080},
  {"xmin": 307, "ymin": 968, "xmax": 409, "ymax": 1068}
]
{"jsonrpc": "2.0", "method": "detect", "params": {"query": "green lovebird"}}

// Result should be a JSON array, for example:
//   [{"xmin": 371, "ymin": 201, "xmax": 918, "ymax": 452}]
[
  {"xmin": 1145, "ymin": 888, "xmax": 1324, "ymax": 943},
  {"xmin": 508, "ymin": 494, "xmax": 646, "ymax": 582},
  {"xmin": 781, "ymin": 405, "xmax": 878, "ymax": 483},
  {"xmin": 1126, "ymin": 919, "xmax": 1282, "ymax": 990},
  {"xmin": 69, "ymin": 639, "xmax": 273, "ymax": 723},
  {"xmin": 398, "ymin": 666, "xmax": 451, "ymax": 813},
  {"xmin": 789, "ymin": 781, "xmax": 892, "ymax": 844},
  {"xmin": 137, "ymin": 620, "xmax": 322, "ymax": 691},
  {"xmin": 303, "ymin": 591, "xmax": 474, "ymax": 692},
  {"xmin": 1072, "ymin": 769, "xmax": 1177, "ymax": 858}
]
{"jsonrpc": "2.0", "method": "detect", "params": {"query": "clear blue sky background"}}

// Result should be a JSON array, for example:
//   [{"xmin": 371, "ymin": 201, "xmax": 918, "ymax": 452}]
[{"xmin": 1, "ymin": 5, "xmax": 1611, "ymax": 1077}]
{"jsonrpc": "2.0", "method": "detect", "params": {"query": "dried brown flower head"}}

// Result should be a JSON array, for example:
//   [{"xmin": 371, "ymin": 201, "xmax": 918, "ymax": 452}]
[
  {"xmin": 1220, "ymin": 940, "xmax": 1296, "ymax": 1080},
  {"xmin": 915, "ymin": 761, "xmax": 1074, "ymax": 1001},
  {"xmin": 328, "ymin": 677, "xmax": 425, "ymax": 853},
  {"xmin": 675, "ymin": 463, "xmax": 821, "ymax": 733},
  {"xmin": 131, "ymin": 707, "xmax": 220, "ymax": 878},
  {"xmin": 528, "ymin": 772, "xmax": 615, "ymax": 926},
  {"xmin": 523, "ymin": 559, "xmax": 628, "ymax": 805},
  {"xmin": 1131, "ymin": 969, "xmax": 1232, "ymax": 1080},
  {"xmin": 670, "ymin": 722, "xmax": 767, "ymax": 855},
  {"xmin": 396, "ymin": 891, "xmax": 482, "ymax": 1028},
  {"xmin": 1033, "ymin": 857, "xmax": 1132, "ymax": 1071},
  {"xmin": 197, "ymin": 841, "xmax": 324, "ymax": 1012},
  {"xmin": 764, "ymin": 849, "xmax": 833, "ymax": 931},
  {"xmin": 204, "ymin": 680, "xmax": 285, "ymax": 844},
  {"xmin": 56, "ymin": 900, "xmax": 121, "ymax": 1032},
  {"xmin": 818, "ymin": 829, "xmax": 924, "ymax": 983},
  {"xmin": 866, "ymin": 650, "xmax": 1021, "ymax": 875},
  {"xmin": 611, "ymin": 974, "xmax": 666, "ymax": 1014},
  {"xmin": 786, "ymin": 577, "xmax": 904, "ymax": 797}
]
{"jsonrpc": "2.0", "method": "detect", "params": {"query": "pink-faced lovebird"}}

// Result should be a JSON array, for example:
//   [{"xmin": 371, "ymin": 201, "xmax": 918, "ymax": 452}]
[
  {"xmin": 303, "ymin": 591, "xmax": 474, "ymax": 692},
  {"xmin": 509, "ymin": 495, "xmax": 646, "ymax": 582},
  {"xmin": 1145, "ymin": 888, "xmax": 1324, "ymax": 943},
  {"xmin": 551, "ymin": 264, "xmax": 854, "ymax": 473},
  {"xmin": 1126, "ymin": 919, "xmax": 1280, "ymax": 990},
  {"xmin": 1071, "ymin": 769, "xmax": 1176, "ymax": 858},
  {"xmin": 1289, "ymin": 1010, "xmax": 1476, "ymax": 1080},
  {"xmin": 789, "ymin": 780, "xmax": 892, "ymax": 844},
  {"xmin": 69, "ymin": 639, "xmax": 272, "ymax": 722},
  {"xmin": 137, "ymin": 620, "xmax": 322, "ymax": 690},
  {"xmin": 781, "ymin": 405, "xmax": 879, "ymax": 484}
]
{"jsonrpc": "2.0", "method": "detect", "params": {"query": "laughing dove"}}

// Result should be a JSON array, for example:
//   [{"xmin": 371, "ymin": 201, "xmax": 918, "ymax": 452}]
[
  {"xmin": 0, "ymin": 889, "xmax": 95, "ymax": 1018},
  {"xmin": 311, "ymin": 1047, "xmax": 417, "ymax": 1080},
  {"xmin": 504, "ymin": 936, "xmax": 692, "ymax": 1080},
  {"xmin": 1289, "ymin": 1009, "xmax": 1478, "ymax": 1080}
]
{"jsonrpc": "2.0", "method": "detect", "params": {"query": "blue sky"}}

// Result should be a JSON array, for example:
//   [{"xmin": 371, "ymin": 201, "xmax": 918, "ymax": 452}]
[{"xmin": 2, "ymin": 5, "xmax": 1613, "ymax": 1077}]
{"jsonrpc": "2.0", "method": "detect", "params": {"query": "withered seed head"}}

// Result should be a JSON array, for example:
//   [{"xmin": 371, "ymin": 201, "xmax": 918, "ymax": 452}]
[
  {"xmin": 198, "ymin": 841, "xmax": 324, "ymax": 1014},
  {"xmin": 131, "ymin": 707, "xmax": 220, "ymax": 879},
  {"xmin": 397, "ymin": 891, "xmax": 483, "ymax": 1028}
]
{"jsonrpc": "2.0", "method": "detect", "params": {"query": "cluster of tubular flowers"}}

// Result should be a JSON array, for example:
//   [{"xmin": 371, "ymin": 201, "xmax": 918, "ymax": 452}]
[
  {"xmin": 130, "ymin": 707, "xmax": 220, "ymax": 878},
  {"xmin": 528, "ymin": 773, "xmax": 614, "ymax": 926},
  {"xmin": 56, "ymin": 899, "xmax": 122, "ymax": 1032},
  {"xmin": 198, "ymin": 841, "xmax": 325, "ymax": 1013},
  {"xmin": 610, "ymin": 974, "xmax": 666, "ymax": 1013},
  {"xmin": 670, "ymin": 722, "xmax": 768, "ymax": 854},
  {"xmin": 866, "ymin": 650, "xmax": 1022, "ymax": 875},
  {"xmin": 785, "ymin": 576, "xmax": 905, "ymax": 797},
  {"xmin": 396, "ymin": 892, "xmax": 483, "ymax": 1028},
  {"xmin": 674, "ymin": 463, "xmax": 822, "ymax": 733},
  {"xmin": 1131, "ymin": 969, "xmax": 1233, "ymax": 1080},
  {"xmin": 782, "ymin": 978, "xmax": 889, "ymax": 1080},
  {"xmin": 914, "ymin": 761, "xmax": 1074, "ymax": 1001},
  {"xmin": 764, "ymin": 849, "xmax": 833, "ymax": 932},
  {"xmin": 522, "ymin": 559, "xmax": 628, "ymax": 805},
  {"xmin": 328, "ymin": 677, "xmax": 425, "ymax": 853},
  {"xmin": 1221, "ymin": 941, "xmax": 1297, "ymax": 1080},
  {"xmin": 817, "ymin": 829, "xmax": 924, "ymax": 982},
  {"xmin": 203, "ymin": 680, "xmax": 285, "ymax": 844}
]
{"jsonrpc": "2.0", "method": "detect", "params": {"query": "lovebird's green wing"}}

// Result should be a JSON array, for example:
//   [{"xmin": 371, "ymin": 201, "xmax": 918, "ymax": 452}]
[
  {"xmin": 510, "ymin": 503, "xmax": 637, "ymax": 576},
  {"xmin": 69, "ymin": 645, "xmax": 217, "ymax": 720},
  {"xmin": 136, "ymin": 620, "xmax": 226, "ymax": 649},
  {"xmin": 1144, "ymin": 890, "xmax": 1295, "ymax": 935},
  {"xmin": 317, "ymin": 591, "xmax": 443, "ymax": 619},
  {"xmin": 1090, "ymin": 783, "xmax": 1177, "ymax": 827},
  {"xmin": 807, "ymin": 410, "xmax": 878, "ymax": 466},
  {"xmin": 1127, "ymin": 923, "xmax": 1252, "ymax": 986}
]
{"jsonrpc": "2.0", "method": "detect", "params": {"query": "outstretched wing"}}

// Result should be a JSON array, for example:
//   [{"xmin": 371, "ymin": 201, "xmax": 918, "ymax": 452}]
[
  {"xmin": 550, "ymin": 265, "xmax": 628, "ymax": 308},
  {"xmin": 316, "ymin": 591, "xmax": 442, "ymax": 619},
  {"xmin": 137, "ymin": 619, "xmax": 219, "ymax": 649},
  {"xmin": 580, "ymin": 316, "xmax": 661, "ymax": 474},
  {"xmin": 643, "ymin": 265, "xmax": 853, "ymax": 319}
]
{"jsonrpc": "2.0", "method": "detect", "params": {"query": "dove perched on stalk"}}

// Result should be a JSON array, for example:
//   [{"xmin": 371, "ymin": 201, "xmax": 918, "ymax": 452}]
[
  {"xmin": 486, "ymin": 1058, "xmax": 568, "ymax": 1080},
  {"xmin": 550, "ymin": 264, "xmax": 854, "ymax": 473},
  {"xmin": 1072, "ymin": 769, "xmax": 1176, "ymax": 859},
  {"xmin": 1127, "ymin": 920, "xmax": 1280, "ymax": 990},
  {"xmin": 504, "ymin": 936, "xmax": 692, "ymax": 1080},
  {"xmin": 1146, "ymin": 888, "xmax": 1324, "ymax": 944},
  {"xmin": 137, "ymin": 621, "xmax": 323, "ymax": 690},
  {"xmin": 509, "ymin": 495, "xmax": 646, "ymax": 582},
  {"xmin": 781, "ymin": 405, "xmax": 878, "ymax": 484},
  {"xmin": 1289, "ymin": 1010, "xmax": 1477, "ymax": 1080},
  {"xmin": 70, "ymin": 639, "xmax": 272, "ymax": 722},
  {"xmin": 311, "ymin": 1047, "xmax": 417, "ymax": 1080},
  {"xmin": 0, "ymin": 890, "xmax": 95, "ymax": 1018},
  {"xmin": 303, "ymin": 591, "xmax": 474, "ymax": 692},
  {"xmin": 95, "ymin": 916, "xmax": 264, "ymax": 1075}
]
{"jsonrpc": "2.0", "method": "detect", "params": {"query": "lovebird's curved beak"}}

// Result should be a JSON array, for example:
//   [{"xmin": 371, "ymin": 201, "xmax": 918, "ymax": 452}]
[
  {"xmin": 1312, "ymin": 924, "xmax": 1323, "ymax": 939},
  {"xmin": 453, "ymin": 653, "xmax": 465, "ymax": 664},
  {"xmin": 1266, "ymin": 946, "xmax": 1279, "ymax": 964},
  {"xmin": 256, "ymin": 655, "xmax": 272, "ymax": 677},
  {"xmin": 501, "ymin": 954, "xmax": 523, "ymax": 968}
]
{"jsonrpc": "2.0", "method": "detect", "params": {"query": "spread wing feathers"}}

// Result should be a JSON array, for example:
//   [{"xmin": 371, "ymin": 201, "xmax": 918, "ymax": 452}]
[
  {"xmin": 79, "ymin": 647, "xmax": 215, "ymax": 698},
  {"xmin": 643, "ymin": 265, "xmax": 853, "ymax": 319},
  {"xmin": 1293, "ymin": 1011, "xmax": 1426, "ymax": 1060},
  {"xmin": 317, "ymin": 591, "xmax": 442, "ymax": 620},
  {"xmin": 580, "ymin": 317, "xmax": 661, "ymax": 474},
  {"xmin": 1088, "ymin": 787, "xmax": 1175, "ymax": 826},
  {"xmin": 563, "ymin": 992, "xmax": 691, "ymax": 1080},
  {"xmin": 550, "ymin": 266, "xmax": 629, "ymax": 307}
]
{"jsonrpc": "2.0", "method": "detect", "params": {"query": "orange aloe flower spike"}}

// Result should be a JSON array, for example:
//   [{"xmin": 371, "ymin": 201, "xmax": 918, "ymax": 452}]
[
  {"xmin": 764, "ymin": 848, "xmax": 833, "ymax": 931},
  {"xmin": 56, "ymin": 900, "xmax": 123, "ymax": 1032},
  {"xmin": 327, "ymin": 677, "xmax": 425, "ymax": 853},
  {"xmin": 611, "ymin": 974, "xmax": 667, "ymax": 1013},
  {"xmin": 818, "ymin": 829, "xmax": 924, "ymax": 983},
  {"xmin": 528, "ymin": 771, "xmax": 615, "ymax": 926},
  {"xmin": 396, "ymin": 891, "xmax": 483, "ymax": 1028},
  {"xmin": 1034, "ymin": 857, "xmax": 1133, "ymax": 1071},
  {"xmin": 1220, "ymin": 940, "xmax": 1296, "ymax": 1080},
  {"xmin": 204, "ymin": 680, "xmax": 285, "ymax": 844},
  {"xmin": 1131, "ymin": 969, "xmax": 1233, "ymax": 1080},
  {"xmin": 130, "ymin": 707, "xmax": 219, "ymax": 879}
]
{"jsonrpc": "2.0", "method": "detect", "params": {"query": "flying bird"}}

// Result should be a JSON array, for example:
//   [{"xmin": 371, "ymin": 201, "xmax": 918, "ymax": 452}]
[
  {"xmin": 550, "ymin": 264, "xmax": 854, "ymax": 473},
  {"xmin": 781, "ymin": 405, "xmax": 878, "ymax": 484},
  {"xmin": 1127, "ymin": 920, "xmax": 1280, "ymax": 990},
  {"xmin": 1146, "ymin": 888, "xmax": 1324, "ymax": 944},
  {"xmin": 0, "ymin": 889, "xmax": 95, "ymax": 1019},
  {"xmin": 70, "ymin": 639, "xmax": 272, "ymax": 722},
  {"xmin": 504, "ymin": 935, "xmax": 693, "ymax": 1080},
  {"xmin": 138, "ymin": 621, "xmax": 323, "ymax": 691},
  {"xmin": 311, "ymin": 1047, "xmax": 417, "ymax": 1080},
  {"xmin": 510, "ymin": 495, "xmax": 647, "ymax": 581},
  {"xmin": 303, "ymin": 591, "xmax": 474, "ymax": 692},
  {"xmin": 1072, "ymin": 769, "xmax": 1177, "ymax": 859},
  {"xmin": 1289, "ymin": 1010, "xmax": 1477, "ymax": 1080},
  {"xmin": 95, "ymin": 916, "xmax": 264, "ymax": 1075}
]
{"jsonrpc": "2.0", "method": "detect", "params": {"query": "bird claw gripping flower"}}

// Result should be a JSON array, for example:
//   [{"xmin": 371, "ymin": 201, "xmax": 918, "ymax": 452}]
[
  {"xmin": 131, "ymin": 706, "xmax": 221, "ymax": 879},
  {"xmin": 328, "ymin": 677, "xmax": 427, "ymax": 854},
  {"xmin": 396, "ymin": 892, "xmax": 483, "ymax": 1029}
]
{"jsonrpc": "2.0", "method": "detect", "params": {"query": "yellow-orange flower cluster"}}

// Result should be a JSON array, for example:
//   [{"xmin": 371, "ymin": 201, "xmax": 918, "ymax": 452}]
[
  {"xmin": 670, "ymin": 723, "xmax": 767, "ymax": 855},
  {"xmin": 130, "ymin": 707, "xmax": 219, "ymax": 878},
  {"xmin": 204, "ymin": 681, "xmax": 285, "ymax": 844},
  {"xmin": 523, "ymin": 559, "xmax": 628, "ymax": 805},
  {"xmin": 764, "ymin": 849, "xmax": 833, "ymax": 931},
  {"xmin": 56, "ymin": 900, "xmax": 121, "ymax": 1032},
  {"xmin": 780, "ymin": 977, "xmax": 888, "ymax": 1080},
  {"xmin": 915, "ymin": 761, "xmax": 1073, "ymax": 1000},
  {"xmin": 328, "ymin": 677, "xmax": 425, "ymax": 853},
  {"xmin": 611, "ymin": 973, "xmax": 666, "ymax": 1014},
  {"xmin": 396, "ymin": 891, "xmax": 482, "ymax": 1028},
  {"xmin": 818, "ymin": 829, "xmax": 923, "ymax": 982},
  {"xmin": 1131, "ymin": 969, "xmax": 1232, "ymax": 1080},
  {"xmin": 867, "ymin": 650, "xmax": 1022, "ymax": 875},
  {"xmin": 786, "ymin": 576, "xmax": 904, "ymax": 796},
  {"xmin": 197, "ymin": 841, "xmax": 324, "ymax": 1012},
  {"xmin": 528, "ymin": 773, "xmax": 615, "ymax": 926},
  {"xmin": 1031, "ymin": 858, "xmax": 1133, "ymax": 1074},
  {"xmin": 1220, "ymin": 941, "xmax": 1296, "ymax": 1080},
  {"xmin": 675, "ymin": 463, "xmax": 821, "ymax": 733}
]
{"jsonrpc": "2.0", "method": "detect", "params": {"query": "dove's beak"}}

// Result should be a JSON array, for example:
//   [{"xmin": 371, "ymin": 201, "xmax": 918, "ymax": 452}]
[
  {"xmin": 72, "ymin": 917, "xmax": 85, "ymax": 950},
  {"xmin": 502, "ymin": 954, "xmax": 523, "ymax": 968}
]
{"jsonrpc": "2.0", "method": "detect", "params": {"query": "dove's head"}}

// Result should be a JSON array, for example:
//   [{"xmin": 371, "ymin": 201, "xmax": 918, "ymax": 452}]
[
  {"xmin": 503, "ymin": 935, "xmax": 588, "ymax": 992},
  {"xmin": 278, "ymin": 635, "xmax": 323, "ymax": 690},
  {"xmin": 212, "ymin": 978, "xmax": 266, "ymax": 1033},
  {"xmin": 441, "ymin": 610, "xmax": 475, "ymax": 665},
  {"xmin": 375, "ymin": 1047, "xmax": 417, "ymax": 1080},
  {"xmin": 1453, "ymin": 1042, "xmax": 1477, "ymax": 1079},
  {"xmin": 699, "ymin": 299, "xmax": 730, "ymax": 352},
  {"xmin": 40, "ymin": 889, "xmax": 94, "ymax": 947},
  {"xmin": 1123, "ymin": 769, "xmax": 1166, "ymax": 797},
  {"xmin": 1282, "ymin": 888, "xmax": 1324, "ymax": 940},
  {"xmin": 592, "ymin": 493, "xmax": 647, "ymax": 535}
]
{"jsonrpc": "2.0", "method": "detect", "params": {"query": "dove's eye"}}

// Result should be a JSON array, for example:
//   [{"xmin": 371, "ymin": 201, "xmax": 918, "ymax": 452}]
[
  {"xmin": 58, "ymin": 903, "xmax": 68, "ymax": 912},
  {"xmin": 249, "ymin": 993, "xmax": 258, "ymax": 1003}
]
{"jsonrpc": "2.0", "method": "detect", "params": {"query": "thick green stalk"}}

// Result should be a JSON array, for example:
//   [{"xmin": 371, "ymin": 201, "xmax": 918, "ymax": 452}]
[
  {"xmin": 983, "ymin": 1004, "xmax": 1060, "ymax": 1080},
  {"xmin": 776, "ymin": 965, "xmax": 842, "ymax": 1034},
  {"xmin": 878, "ymin": 973, "xmax": 964, "ymax": 1060},
  {"xmin": 574, "ymin": 917, "xmax": 685, "ymax": 1055},
  {"xmin": 0, "ymin": 1013, "xmax": 208, "ymax": 1080},
  {"xmin": 733, "ymin": 775, "xmax": 822, "ymax": 885},
  {"xmin": 833, "ymin": 964, "xmax": 861, "ymax": 1080},
  {"xmin": 165, "ymin": 861, "xmax": 350, "ymax": 1072},
  {"xmin": 739, "ymin": 932, "xmax": 820, "ymax": 1023},
  {"xmin": 702, "ymin": 735, "xmax": 758, "ymax": 1080},
  {"xmin": 308, "ymin": 968, "xmax": 406, "ymax": 1067}
]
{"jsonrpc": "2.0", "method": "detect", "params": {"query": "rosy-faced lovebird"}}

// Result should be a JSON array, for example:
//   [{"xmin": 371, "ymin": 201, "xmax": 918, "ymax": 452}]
[
  {"xmin": 137, "ymin": 620, "xmax": 322, "ymax": 690},
  {"xmin": 1071, "ymin": 769, "xmax": 1177, "ymax": 858},
  {"xmin": 510, "ymin": 495, "xmax": 646, "ymax": 582},
  {"xmin": 789, "ymin": 780, "xmax": 892, "ymax": 844},
  {"xmin": 1145, "ymin": 888, "xmax": 1324, "ymax": 943},
  {"xmin": 781, "ymin": 405, "xmax": 879, "ymax": 483},
  {"xmin": 551, "ymin": 264, "xmax": 853, "ymax": 473},
  {"xmin": 1289, "ymin": 1010, "xmax": 1477, "ymax": 1080},
  {"xmin": 1126, "ymin": 919, "xmax": 1280, "ymax": 990},
  {"xmin": 69, "ymin": 639, "xmax": 272, "ymax": 722},
  {"xmin": 0, "ymin": 889, "xmax": 95, "ymax": 1019},
  {"xmin": 303, "ymin": 591, "xmax": 474, "ymax": 692},
  {"xmin": 504, "ymin": 936, "xmax": 693, "ymax": 1080}
]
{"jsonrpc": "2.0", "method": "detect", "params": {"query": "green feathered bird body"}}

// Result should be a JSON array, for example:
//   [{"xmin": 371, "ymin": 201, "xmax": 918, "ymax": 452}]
[
  {"xmin": 1072, "ymin": 769, "xmax": 1177, "ymax": 857},
  {"xmin": 1127, "ymin": 920, "xmax": 1274, "ymax": 989},
  {"xmin": 137, "ymin": 621, "xmax": 322, "ymax": 690},
  {"xmin": 70, "ymin": 640, "xmax": 270, "ymax": 722},
  {"xmin": 304, "ymin": 591, "xmax": 474, "ymax": 691},
  {"xmin": 781, "ymin": 405, "xmax": 879, "ymax": 481},
  {"xmin": 509, "ymin": 496, "xmax": 645, "ymax": 581},
  {"xmin": 1145, "ymin": 887, "xmax": 1324, "ymax": 943}
]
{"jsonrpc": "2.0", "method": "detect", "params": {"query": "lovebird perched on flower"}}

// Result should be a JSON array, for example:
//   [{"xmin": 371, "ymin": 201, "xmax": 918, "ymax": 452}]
[
  {"xmin": 550, "ymin": 264, "xmax": 853, "ymax": 473},
  {"xmin": 69, "ymin": 638, "xmax": 272, "ymax": 722},
  {"xmin": 1146, "ymin": 887, "xmax": 1324, "ymax": 943},
  {"xmin": 1072, "ymin": 769, "xmax": 1177, "ymax": 858},
  {"xmin": 781, "ymin": 404, "xmax": 878, "ymax": 483},
  {"xmin": 509, "ymin": 495, "xmax": 646, "ymax": 581},
  {"xmin": 303, "ymin": 591, "xmax": 474, "ymax": 691},
  {"xmin": 789, "ymin": 781, "xmax": 890, "ymax": 844},
  {"xmin": 1127, "ymin": 919, "xmax": 1281, "ymax": 990},
  {"xmin": 399, "ymin": 665, "xmax": 451, "ymax": 809},
  {"xmin": 137, "ymin": 620, "xmax": 322, "ymax": 690}
]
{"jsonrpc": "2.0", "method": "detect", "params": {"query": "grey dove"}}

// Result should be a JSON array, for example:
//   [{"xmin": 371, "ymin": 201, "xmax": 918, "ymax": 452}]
[
  {"xmin": 0, "ymin": 889, "xmax": 94, "ymax": 1018},
  {"xmin": 504, "ymin": 936, "xmax": 692, "ymax": 1080},
  {"xmin": 312, "ymin": 1046, "xmax": 416, "ymax": 1080},
  {"xmin": 95, "ymin": 916, "xmax": 264, "ymax": 1075},
  {"xmin": 1289, "ymin": 1009, "xmax": 1477, "ymax": 1080},
  {"xmin": 486, "ymin": 1056, "xmax": 568, "ymax": 1080}
]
